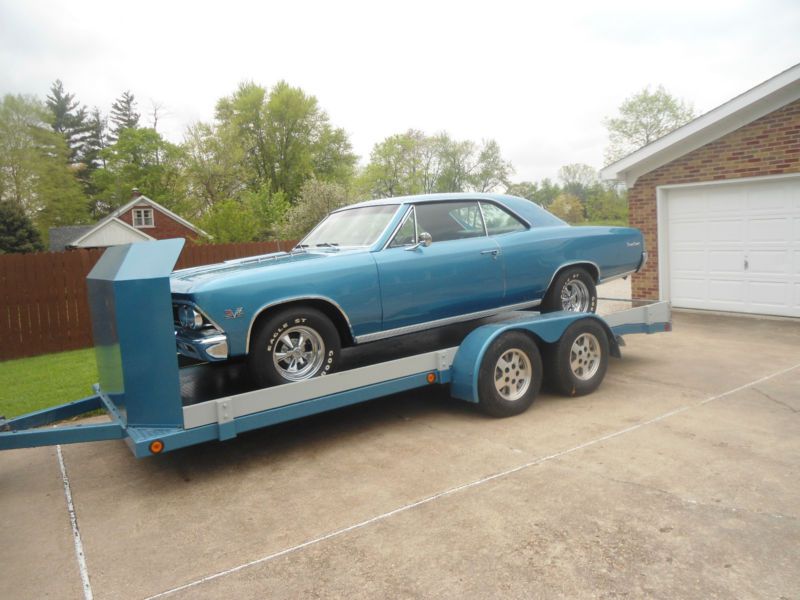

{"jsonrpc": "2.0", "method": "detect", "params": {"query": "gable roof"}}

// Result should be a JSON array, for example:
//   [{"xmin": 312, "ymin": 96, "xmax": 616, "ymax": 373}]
[
  {"xmin": 69, "ymin": 217, "xmax": 155, "ymax": 248},
  {"xmin": 600, "ymin": 62, "xmax": 800, "ymax": 187},
  {"xmin": 104, "ymin": 195, "xmax": 208, "ymax": 237}
]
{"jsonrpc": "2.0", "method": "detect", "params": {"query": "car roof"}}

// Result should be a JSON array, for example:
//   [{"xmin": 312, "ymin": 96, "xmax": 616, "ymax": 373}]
[{"xmin": 336, "ymin": 192, "xmax": 526, "ymax": 211}]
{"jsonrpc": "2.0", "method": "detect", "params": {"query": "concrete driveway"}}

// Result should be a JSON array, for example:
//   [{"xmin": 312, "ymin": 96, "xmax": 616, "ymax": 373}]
[{"xmin": 1, "ymin": 305, "xmax": 799, "ymax": 599}]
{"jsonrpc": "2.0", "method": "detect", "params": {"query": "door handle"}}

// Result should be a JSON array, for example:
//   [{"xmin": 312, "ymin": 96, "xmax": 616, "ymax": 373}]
[{"xmin": 480, "ymin": 249, "xmax": 499, "ymax": 258}]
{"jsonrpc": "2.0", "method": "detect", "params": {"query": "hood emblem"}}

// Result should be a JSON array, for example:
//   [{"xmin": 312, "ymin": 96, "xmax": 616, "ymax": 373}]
[{"xmin": 224, "ymin": 307, "xmax": 244, "ymax": 319}]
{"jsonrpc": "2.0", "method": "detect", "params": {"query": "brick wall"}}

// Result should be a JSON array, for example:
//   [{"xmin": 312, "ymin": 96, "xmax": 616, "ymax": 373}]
[
  {"xmin": 118, "ymin": 204, "xmax": 201, "ymax": 241},
  {"xmin": 629, "ymin": 98, "xmax": 800, "ymax": 299}
]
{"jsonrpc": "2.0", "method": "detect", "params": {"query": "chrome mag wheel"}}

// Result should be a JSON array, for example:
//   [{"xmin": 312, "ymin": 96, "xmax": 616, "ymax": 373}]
[
  {"xmin": 493, "ymin": 348, "xmax": 532, "ymax": 401},
  {"xmin": 271, "ymin": 325, "xmax": 326, "ymax": 382},
  {"xmin": 569, "ymin": 332, "xmax": 601, "ymax": 380},
  {"xmin": 561, "ymin": 279, "xmax": 591, "ymax": 312}
]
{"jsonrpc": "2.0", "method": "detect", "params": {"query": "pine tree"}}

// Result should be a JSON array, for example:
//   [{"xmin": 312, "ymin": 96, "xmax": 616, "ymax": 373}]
[
  {"xmin": 45, "ymin": 80, "xmax": 89, "ymax": 162},
  {"xmin": 108, "ymin": 90, "xmax": 140, "ymax": 142},
  {"xmin": 0, "ymin": 201, "xmax": 44, "ymax": 254},
  {"xmin": 83, "ymin": 107, "xmax": 107, "ymax": 170}
]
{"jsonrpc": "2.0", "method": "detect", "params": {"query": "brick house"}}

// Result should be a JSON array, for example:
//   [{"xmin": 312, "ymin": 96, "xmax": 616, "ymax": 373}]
[
  {"xmin": 601, "ymin": 63, "xmax": 800, "ymax": 318},
  {"xmin": 49, "ymin": 190, "xmax": 208, "ymax": 251}
]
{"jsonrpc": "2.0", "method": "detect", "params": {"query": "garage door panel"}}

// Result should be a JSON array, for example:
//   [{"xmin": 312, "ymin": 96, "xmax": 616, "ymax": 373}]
[
  {"xmin": 666, "ymin": 177, "xmax": 800, "ymax": 318},
  {"xmin": 671, "ymin": 250, "xmax": 705, "ymax": 272},
  {"xmin": 749, "ymin": 281, "xmax": 790, "ymax": 307},
  {"xmin": 708, "ymin": 250, "xmax": 745, "ymax": 273},
  {"xmin": 747, "ymin": 250, "xmax": 790, "ymax": 275},
  {"xmin": 709, "ymin": 219, "xmax": 745, "ymax": 242},
  {"xmin": 708, "ymin": 279, "xmax": 747, "ymax": 304},
  {"xmin": 748, "ymin": 217, "xmax": 790, "ymax": 242},
  {"xmin": 669, "ymin": 220, "xmax": 705, "ymax": 243},
  {"xmin": 671, "ymin": 277, "xmax": 706, "ymax": 302}
]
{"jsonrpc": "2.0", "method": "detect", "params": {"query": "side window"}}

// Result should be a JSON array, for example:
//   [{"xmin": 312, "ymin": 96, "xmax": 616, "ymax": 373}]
[
  {"xmin": 416, "ymin": 202, "xmax": 486, "ymax": 242},
  {"xmin": 388, "ymin": 208, "xmax": 417, "ymax": 248},
  {"xmin": 480, "ymin": 202, "xmax": 527, "ymax": 235}
]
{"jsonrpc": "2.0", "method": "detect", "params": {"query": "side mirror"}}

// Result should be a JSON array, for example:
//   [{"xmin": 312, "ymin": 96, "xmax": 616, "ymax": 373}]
[{"xmin": 405, "ymin": 232, "xmax": 433, "ymax": 251}]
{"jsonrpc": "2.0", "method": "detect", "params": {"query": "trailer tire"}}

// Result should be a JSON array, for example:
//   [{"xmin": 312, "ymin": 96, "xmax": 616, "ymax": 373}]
[
  {"xmin": 477, "ymin": 331, "xmax": 543, "ymax": 418},
  {"xmin": 542, "ymin": 267, "xmax": 597, "ymax": 313},
  {"xmin": 549, "ymin": 318, "xmax": 608, "ymax": 397},
  {"xmin": 249, "ymin": 307, "xmax": 341, "ymax": 387}
]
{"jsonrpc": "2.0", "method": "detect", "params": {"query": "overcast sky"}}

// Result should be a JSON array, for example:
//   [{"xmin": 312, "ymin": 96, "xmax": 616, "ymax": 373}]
[{"xmin": 1, "ymin": 0, "xmax": 799, "ymax": 183}]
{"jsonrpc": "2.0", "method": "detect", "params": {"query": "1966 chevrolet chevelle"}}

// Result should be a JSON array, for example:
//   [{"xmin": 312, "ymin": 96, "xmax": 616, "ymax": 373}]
[{"xmin": 171, "ymin": 193, "xmax": 646, "ymax": 386}]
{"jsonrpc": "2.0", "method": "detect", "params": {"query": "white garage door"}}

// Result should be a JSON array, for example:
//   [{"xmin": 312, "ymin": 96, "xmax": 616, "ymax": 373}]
[{"xmin": 666, "ymin": 176, "xmax": 800, "ymax": 318}]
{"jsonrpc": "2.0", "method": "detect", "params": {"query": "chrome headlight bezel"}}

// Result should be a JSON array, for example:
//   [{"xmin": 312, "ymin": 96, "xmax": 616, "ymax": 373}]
[{"xmin": 178, "ymin": 304, "xmax": 204, "ymax": 329}]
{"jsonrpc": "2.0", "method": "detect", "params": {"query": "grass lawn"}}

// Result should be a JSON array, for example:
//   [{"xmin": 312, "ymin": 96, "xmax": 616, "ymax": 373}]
[{"xmin": 0, "ymin": 348, "xmax": 98, "ymax": 419}]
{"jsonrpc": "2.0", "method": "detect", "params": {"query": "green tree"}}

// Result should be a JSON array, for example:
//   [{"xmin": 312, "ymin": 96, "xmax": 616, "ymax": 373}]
[
  {"xmin": 197, "ymin": 199, "xmax": 260, "ymax": 243},
  {"xmin": 82, "ymin": 108, "xmax": 107, "ymax": 171},
  {"xmin": 182, "ymin": 121, "xmax": 247, "ymax": 212},
  {"xmin": 604, "ymin": 85, "xmax": 695, "ymax": 164},
  {"xmin": 281, "ymin": 179, "xmax": 351, "ymax": 239},
  {"xmin": 91, "ymin": 127, "xmax": 186, "ymax": 215},
  {"xmin": 46, "ymin": 80, "xmax": 89, "ymax": 163},
  {"xmin": 108, "ymin": 90, "xmax": 140, "ymax": 142},
  {"xmin": 471, "ymin": 140, "xmax": 513, "ymax": 192},
  {"xmin": 0, "ymin": 201, "xmax": 44, "ymax": 253},
  {"xmin": 359, "ymin": 130, "xmax": 513, "ymax": 198},
  {"xmin": 505, "ymin": 181, "xmax": 539, "ymax": 201},
  {"xmin": 0, "ymin": 94, "xmax": 89, "ymax": 233},
  {"xmin": 213, "ymin": 81, "xmax": 356, "ymax": 201},
  {"xmin": 548, "ymin": 193, "xmax": 584, "ymax": 224}
]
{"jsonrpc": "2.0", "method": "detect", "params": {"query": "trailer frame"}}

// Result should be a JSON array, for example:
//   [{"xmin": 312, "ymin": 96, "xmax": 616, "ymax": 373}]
[{"xmin": 0, "ymin": 240, "xmax": 671, "ymax": 458}]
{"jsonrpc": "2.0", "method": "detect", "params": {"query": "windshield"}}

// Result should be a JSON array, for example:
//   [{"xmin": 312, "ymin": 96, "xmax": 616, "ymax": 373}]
[{"xmin": 300, "ymin": 205, "xmax": 399, "ymax": 248}]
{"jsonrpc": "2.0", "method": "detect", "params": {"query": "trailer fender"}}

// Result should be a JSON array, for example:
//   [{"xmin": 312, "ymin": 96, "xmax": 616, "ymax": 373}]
[{"xmin": 449, "ymin": 312, "xmax": 619, "ymax": 404}]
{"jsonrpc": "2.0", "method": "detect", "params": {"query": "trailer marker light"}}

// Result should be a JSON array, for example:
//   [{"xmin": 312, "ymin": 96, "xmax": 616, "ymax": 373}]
[
  {"xmin": 149, "ymin": 440, "xmax": 164, "ymax": 454},
  {"xmin": 426, "ymin": 373, "xmax": 436, "ymax": 384}
]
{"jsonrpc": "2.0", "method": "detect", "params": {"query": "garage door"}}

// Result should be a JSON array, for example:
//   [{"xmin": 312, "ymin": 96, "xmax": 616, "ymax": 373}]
[{"xmin": 666, "ymin": 177, "xmax": 800, "ymax": 317}]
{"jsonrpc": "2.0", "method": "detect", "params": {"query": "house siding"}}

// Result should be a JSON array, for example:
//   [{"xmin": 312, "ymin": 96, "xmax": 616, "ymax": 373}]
[
  {"xmin": 119, "ymin": 204, "xmax": 200, "ymax": 241},
  {"xmin": 629, "ymin": 98, "xmax": 800, "ymax": 299}
]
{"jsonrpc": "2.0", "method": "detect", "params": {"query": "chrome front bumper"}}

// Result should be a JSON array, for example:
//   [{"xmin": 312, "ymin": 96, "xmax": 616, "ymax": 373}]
[{"xmin": 175, "ymin": 329, "xmax": 229, "ymax": 362}]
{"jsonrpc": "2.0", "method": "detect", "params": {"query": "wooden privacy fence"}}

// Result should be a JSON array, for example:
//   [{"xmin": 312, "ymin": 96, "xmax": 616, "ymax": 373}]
[{"xmin": 0, "ymin": 240, "xmax": 297, "ymax": 361}]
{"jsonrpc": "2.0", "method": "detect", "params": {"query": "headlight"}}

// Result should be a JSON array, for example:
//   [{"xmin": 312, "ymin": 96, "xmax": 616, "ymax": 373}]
[{"xmin": 178, "ymin": 305, "xmax": 204, "ymax": 329}]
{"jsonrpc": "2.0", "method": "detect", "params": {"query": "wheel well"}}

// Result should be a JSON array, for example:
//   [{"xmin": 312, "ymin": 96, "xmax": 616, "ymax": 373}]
[
  {"xmin": 552, "ymin": 262, "xmax": 600, "ymax": 286},
  {"xmin": 249, "ymin": 299, "xmax": 355, "ymax": 350}
]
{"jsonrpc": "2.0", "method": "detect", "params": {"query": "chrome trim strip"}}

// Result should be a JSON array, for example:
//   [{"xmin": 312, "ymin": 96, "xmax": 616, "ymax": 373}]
[
  {"xmin": 476, "ymin": 202, "xmax": 489, "ymax": 236},
  {"xmin": 598, "ymin": 268, "xmax": 638, "ymax": 284},
  {"xmin": 171, "ymin": 299, "xmax": 225, "ymax": 333},
  {"xmin": 245, "ymin": 295, "xmax": 356, "ymax": 353},
  {"xmin": 354, "ymin": 299, "xmax": 542, "ymax": 344},
  {"xmin": 544, "ymin": 260, "xmax": 603, "ymax": 290},
  {"xmin": 382, "ymin": 205, "xmax": 415, "ymax": 250}
]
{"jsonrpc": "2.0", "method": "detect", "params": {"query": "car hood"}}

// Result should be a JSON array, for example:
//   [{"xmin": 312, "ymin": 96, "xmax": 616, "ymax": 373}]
[{"xmin": 170, "ymin": 249, "xmax": 358, "ymax": 294}]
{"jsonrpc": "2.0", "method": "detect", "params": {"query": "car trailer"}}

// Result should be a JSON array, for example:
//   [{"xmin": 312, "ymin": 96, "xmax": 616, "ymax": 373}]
[{"xmin": 0, "ymin": 240, "xmax": 671, "ymax": 458}]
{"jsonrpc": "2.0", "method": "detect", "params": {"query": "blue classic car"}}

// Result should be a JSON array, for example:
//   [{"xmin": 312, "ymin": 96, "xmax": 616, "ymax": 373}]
[{"xmin": 171, "ymin": 193, "xmax": 646, "ymax": 386}]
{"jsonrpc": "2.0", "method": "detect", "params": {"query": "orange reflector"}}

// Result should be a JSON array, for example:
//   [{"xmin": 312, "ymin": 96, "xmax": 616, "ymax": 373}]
[
  {"xmin": 426, "ymin": 373, "xmax": 436, "ymax": 384},
  {"xmin": 149, "ymin": 440, "xmax": 164, "ymax": 454}
]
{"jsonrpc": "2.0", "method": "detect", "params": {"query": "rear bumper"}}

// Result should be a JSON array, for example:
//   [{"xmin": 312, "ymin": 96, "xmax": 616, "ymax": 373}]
[
  {"xmin": 636, "ymin": 250, "xmax": 648, "ymax": 272},
  {"xmin": 175, "ymin": 329, "xmax": 229, "ymax": 362}
]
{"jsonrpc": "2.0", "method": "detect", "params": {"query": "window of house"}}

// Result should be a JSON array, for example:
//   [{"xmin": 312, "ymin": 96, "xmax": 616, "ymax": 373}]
[{"xmin": 133, "ymin": 208, "xmax": 154, "ymax": 227}]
